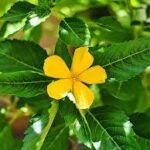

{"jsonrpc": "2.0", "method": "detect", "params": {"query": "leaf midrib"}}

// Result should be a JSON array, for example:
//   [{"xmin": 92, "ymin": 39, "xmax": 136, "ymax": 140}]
[
  {"xmin": 0, "ymin": 80, "xmax": 50, "ymax": 85},
  {"xmin": 88, "ymin": 112, "xmax": 122, "ymax": 150},
  {"xmin": 46, "ymin": 126, "xmax": 67, "ymax": 149},
  {"xmin": 102, "ymin": 47, "xmax": 150, "ymax": 68},
  {"xmin": 0, "ymin": 52, "xmax": 42, "ymax": 73}
]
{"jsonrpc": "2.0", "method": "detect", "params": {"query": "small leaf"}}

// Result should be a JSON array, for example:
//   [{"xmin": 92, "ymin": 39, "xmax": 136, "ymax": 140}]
[{"xmin": 59, "ymin": 17, "xmax": 91, "ymax": 47}]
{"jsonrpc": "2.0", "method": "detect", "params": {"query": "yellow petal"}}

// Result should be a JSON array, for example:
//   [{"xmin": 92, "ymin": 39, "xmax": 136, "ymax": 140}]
[
  {"xmin": 73, "ymin": 80, "xmax": 94, "ymax": 109},
  {"xmin": 78, "ymin": 65, "xmax": 107, "ymax": 84},
  {"xmin": 43, "ymin": 55, "xmax": 71, "ymax": 78},
  {"xmin": 47, "ymin": 79, "xmax": 72, "ymax": 100},
  {"xmin": 71, "ymin": 47, "xmax": 94, "ymax": 75}
]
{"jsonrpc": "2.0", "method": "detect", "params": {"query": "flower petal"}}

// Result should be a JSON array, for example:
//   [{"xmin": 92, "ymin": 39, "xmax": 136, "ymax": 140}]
[
  {"xmin": 73, "ymin": 80, "xmax": 94, "ymax": 109},
  {"xmin": 71, "ymin": 47, "xmax": 94, "ymax": 75},
  {"xmin": 78, "ymin": 65, "xmax": 107, "ymax": 84},
  {"xmin": 44, "ymin": 55, "xmax": 71, "ymax": 78},
  {"xmin": 47, "ymin": 79, "xmax": 72, "ymax": 100}
]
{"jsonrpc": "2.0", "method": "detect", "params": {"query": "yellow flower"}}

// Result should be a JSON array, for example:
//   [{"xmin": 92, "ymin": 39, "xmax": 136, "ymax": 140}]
[{"xmin": 43, "ymin": 47, "xmax": 107, "ymax": 109}]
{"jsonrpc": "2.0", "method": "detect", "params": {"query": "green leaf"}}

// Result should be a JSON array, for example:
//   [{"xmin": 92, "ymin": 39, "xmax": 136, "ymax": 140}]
[
  {"xmin": 137, "ymin": 136, "xmax": 150, "ymax": 150},
  {"xmin": 0, "ymin": 20, "xmax": 26, "ymax": 40},
  {"xmin": 86, "ymin": 106, "xmax": 140, "ymax": 150},
  {"xmin": 1, "ymin": 1, "xmax": 35, "ymax": 22},
  {"xmin": 24, "ymin": 25, "xmax": 42, "ymax": 43},
  {"xmin": 22, "ymin": 101, "xmax": 68, "ymax": 150},
  {"xmin": 18, "ymin": 94, "xmax": 51, "ymax": 112},
  {"xmin": 41, "ymin": 125, "xmax": 69, "ymax": 150},
  {"xmin": 59, "ymin": 99, "xmax": 92, "ymax": 147},
  {"xmin": 24, "ymin": 6, "xmax": 50, "ymax": 30},
  {"xmin": 0, "ymin": 71, "xmax": 50, "ymax": 97},
  {"xmin": 22, "ymin": 113, "xmax": 49, "ymax": 150},
  {"xmin": 59, "ymin": 17, "xmax": 91, "ymax": 47},
  {"xmin": 38, "ymin": 0, "xmax": 54, "ymax": 8},
  {"xmin": 0, "ymin": 40, "xmax": 47, "ymax": 73},
  {"xmin": 130, "ymin": 113, "xmax": 150, "ymax": 139},
  {"xmin": 91, "ymin": 16, "xmax": 132, "ymax": 43},
  {"xmin": 102, "ymin": 77, "xmax": 145, "ymax": 101},
  {"xmin": 55, "ymin": 38, "xmax": 72, "ymax": 68},
  {"xmin": 91, "ymin": 37, "xmax": 150, "ymax": 81},
  {"xmin": 0, "ymin": 1, "xmax": 50, "ymax": 39}
]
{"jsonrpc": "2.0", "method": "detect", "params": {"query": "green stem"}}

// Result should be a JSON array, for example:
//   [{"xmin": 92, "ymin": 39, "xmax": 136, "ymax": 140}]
[{"xmin": 36, "ymin": 101, "xmax": 59, "ymax": 150}]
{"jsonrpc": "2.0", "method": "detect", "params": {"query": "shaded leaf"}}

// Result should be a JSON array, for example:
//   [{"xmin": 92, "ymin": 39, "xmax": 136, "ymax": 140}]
[
  {"xmin": 130, "ymin": 113, "xmax": 150, "ymax": 139},
  {"xmin": 18, "ymin": 94, "xmax": 51, "ymax": 112},
  {"xmin": 92, "ymin": 16, "xmax": 132, "ymax": 43}
]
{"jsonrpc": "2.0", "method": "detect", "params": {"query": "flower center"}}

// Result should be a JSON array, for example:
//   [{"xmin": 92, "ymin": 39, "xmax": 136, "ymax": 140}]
[{"xmin": 71, "ymin": 73, "xmax": 79, "ymax": 81}]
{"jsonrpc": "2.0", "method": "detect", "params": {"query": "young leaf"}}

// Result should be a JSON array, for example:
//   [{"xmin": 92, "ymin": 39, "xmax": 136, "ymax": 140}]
[
  {"xmin": 91, "ymin": 37, "xmax": 150, "ymax": 81},
  {"xmin": 0, "ymin": 40, "xmax": 47, "ymax": 73},
  {"xmin": 86, "ymin": 106, "xmax": 140, "ymax": 150},
  {"xmin": 0, "ymin": 71, "xmax": 50, "ymax": 97},
  {"xmin": 59, "ymin": 17, "xmax": 91, "ymax": 47}
]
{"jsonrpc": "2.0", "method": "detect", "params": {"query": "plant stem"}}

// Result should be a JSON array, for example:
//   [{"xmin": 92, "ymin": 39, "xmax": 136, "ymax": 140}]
[{"xmin": 36, "ymin": 101, "xmax": 59, "ymax": 150}]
